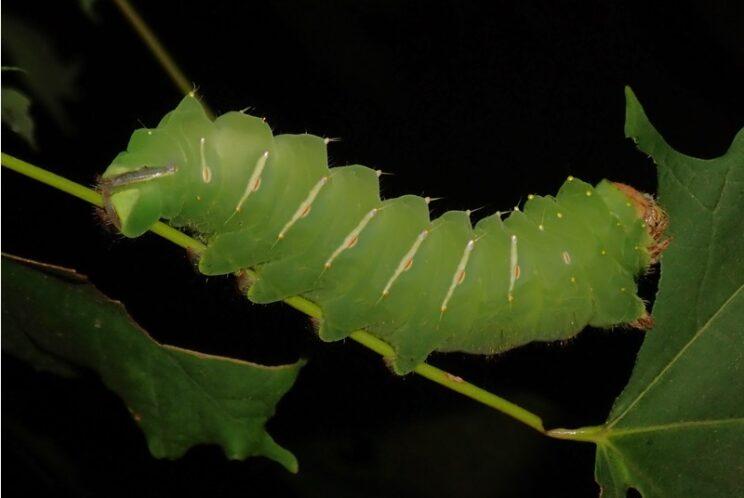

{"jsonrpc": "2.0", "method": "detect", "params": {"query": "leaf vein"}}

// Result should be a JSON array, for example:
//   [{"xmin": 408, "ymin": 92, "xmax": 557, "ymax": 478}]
[
  {"xmin": 608, "ymin": 418, "xmax": 744, "ymax": 437},
  {"xmin": 608, "ymin": 283, "xmax": 744, "ymax": 428}
]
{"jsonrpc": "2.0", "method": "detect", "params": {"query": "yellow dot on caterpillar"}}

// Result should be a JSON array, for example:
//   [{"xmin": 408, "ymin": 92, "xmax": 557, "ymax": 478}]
[
  {"xmin": 641, "ymin": 222, "xmax": 646, "ymax": 228},
  {"xmin": 538, "ymin": 224, "xmax": 544, "ymax": 231},
  {"xmin": 440, "ymin": 305, "xmax": 447, "ymax": 313},
  {"xmin": 567, "ymin": 175, "xmax": 574, "ymax": 181},
  {"xmin": 617, "ymin": 222, "xmax": 622, "ymax": 227},
  {"xmin": 147, "ymin": 130, "xmax": 153, "ymax": 135},
  {"xmin": 381, "ymin": 290, "xmax": 389, "ymax": 298},
  {"xmin": 570, "ymin": 276, "xmax": 576, "ymax": 283},
  {"xmin": 634, "ymin": 245, "xmax": 639, "ymax": 250},
  {"xmin": 277, "ymin": 234, "xmax": 284, "ymax": 240},
  {"xmin": 620, "ymin": 287, "xmax": 626, "ymax": 292},
  {"xmin": 626, "ymin": 202, "xmax": 632, "ymax": 207},
  {"xmin": 557, "ymin": 212, "xmax": 563, "ymax": 218},
  {"xmin": 585, "ymin": 190, "xmax": 592, "ymax": 196},
  {"xmin": 508, "ymin": 293, "xmax": 514, "ymax": 303},
  {"xmin": 528, "ymin": 194, "xmax": 535, "ymax": 200},
  {"xmin": 324, "ymin": 262, "xmax": 331, "ymax": 269},
  {"xmin": 601, "ymin": 249, "xmax": 607, "ymax": 255},
  {"xmin": 196, "ymin": 195, "xmax": 202, "ymax": 201}
]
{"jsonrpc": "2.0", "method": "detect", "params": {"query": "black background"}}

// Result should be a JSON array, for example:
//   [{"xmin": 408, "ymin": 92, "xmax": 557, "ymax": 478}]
[{"xmin": 2, "ymin": 1, "xmax": 742, "ymax": 497}]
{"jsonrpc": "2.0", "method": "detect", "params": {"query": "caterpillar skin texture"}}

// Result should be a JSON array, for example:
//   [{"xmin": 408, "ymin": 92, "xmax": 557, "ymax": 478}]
[{"xmin": 101, "ymin": 95, "xmax": 660, "ymax": 374}]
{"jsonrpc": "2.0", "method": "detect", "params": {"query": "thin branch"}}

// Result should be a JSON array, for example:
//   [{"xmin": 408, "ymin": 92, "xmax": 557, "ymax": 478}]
[
  {"xmin": 2, "ymin": 152, "xmax": 547, "ymax": 434},
  {"xmin": 111, "ymin": 0, "xmax": 214, "ymax": 118}
]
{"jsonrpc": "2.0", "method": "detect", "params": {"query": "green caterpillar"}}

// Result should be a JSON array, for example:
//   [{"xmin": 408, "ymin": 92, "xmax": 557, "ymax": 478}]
[{"xmin": 100, "ymin": 94, "xmax": 667, "ymax": 374}]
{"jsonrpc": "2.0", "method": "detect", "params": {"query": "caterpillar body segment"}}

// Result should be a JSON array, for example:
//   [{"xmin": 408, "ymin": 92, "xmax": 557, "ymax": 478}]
[
  {"xmin": 101, "ymin": 95, "xmax": 662, "ymax": 374},
  {"xmin": 310, "ymin": 195, "xmax": 431, "ymax": 343}
]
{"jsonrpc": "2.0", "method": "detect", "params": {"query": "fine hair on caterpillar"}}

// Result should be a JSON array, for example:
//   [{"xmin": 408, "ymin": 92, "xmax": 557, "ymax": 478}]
[{"xmin": 99, "ymin": 93, "xmax": 669, "ymax": 374}]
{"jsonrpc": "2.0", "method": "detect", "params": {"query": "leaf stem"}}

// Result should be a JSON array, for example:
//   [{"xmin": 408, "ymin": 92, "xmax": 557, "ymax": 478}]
[
  {"xmin": 547, "ymin": 425, "xmax": 607, "ymax": 443},
  {"xmin": 2, "ymin": 152, "xmax": 548, "ymax": 434}
]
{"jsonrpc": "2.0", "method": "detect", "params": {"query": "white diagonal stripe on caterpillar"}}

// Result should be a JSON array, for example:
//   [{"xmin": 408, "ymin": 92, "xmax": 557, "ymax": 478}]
[
  {"xmin": 440, "ymin": 238, "xmax": 476, "ymax": 313},
  {"xmin": 508, "ymin": 234, "xmax": 518, "ymax": 302},
  {"xmin": 324, "ymin": 207, "xmax": 381, "ymax": 269},
  {"xmin": 381, "ymin": 228, "xmax": 430, "ymax": 298},
  {"xmin": 200, "ymin": 137, "xmax": 212, "ymax": 183},
  {"xmin": 277, "ymin": 175, "xmax": 329, "ymax": 240},
  {"xmin": 232, "ymin": 151, "xmax": 270, "ymax": 213}
]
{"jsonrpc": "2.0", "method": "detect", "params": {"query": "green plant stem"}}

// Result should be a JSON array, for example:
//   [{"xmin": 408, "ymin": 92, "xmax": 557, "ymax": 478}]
[
  {"xmin": 2, "ymin": 153, "xmax": 102, "ymax": 207},
  {"xmin": 2, "ymin": 152, "xmax": 551, "ymax": 434},
  {"xmin": 285, "ymin": 291, "xmax": 545, "ymax": 433},
  {"xmin": 547, "ymin": 425, "xmax": 607, "ymax": 444},
  {"xmin": 111, "ymin": 0, "xmax": 213, "ymax": 118}
]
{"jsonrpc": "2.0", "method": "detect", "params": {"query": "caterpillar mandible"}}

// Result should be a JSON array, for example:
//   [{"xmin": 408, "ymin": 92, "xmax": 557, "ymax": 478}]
[{"xmin": 99, "ymin": 93, "xmax": 668, "ymax": 374}]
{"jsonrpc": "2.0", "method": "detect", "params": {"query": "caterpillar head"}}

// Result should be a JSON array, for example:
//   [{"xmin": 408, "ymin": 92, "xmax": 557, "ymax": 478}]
[
  {"xmin": 99, "ymin": 95, "xmax": 212, "ymax": 238},
  {"xmin": 98, "ymin": 162, "xmax": 179, "ymax": 237}
]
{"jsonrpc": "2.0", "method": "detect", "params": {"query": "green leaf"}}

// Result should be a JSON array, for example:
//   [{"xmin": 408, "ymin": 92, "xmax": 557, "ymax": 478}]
[
  {"xmin": 2, "ymin": 15, "xmax": 79, "ymax": 131},
  {"xmin": 589, "ymin": 88, "xmax": 744, "ymax": 497},
  {"xmin": 1, "ymin": 254, "xmax": 304, "ymax": 472},
  {"xmin": 1, "ymin": 86, "xmax": 36, "ymax": 147}
]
